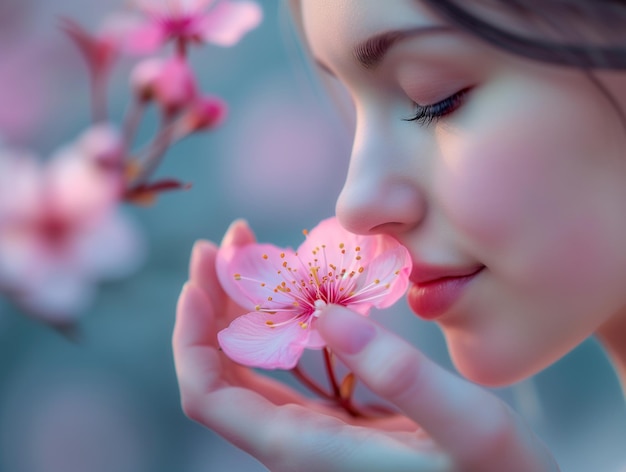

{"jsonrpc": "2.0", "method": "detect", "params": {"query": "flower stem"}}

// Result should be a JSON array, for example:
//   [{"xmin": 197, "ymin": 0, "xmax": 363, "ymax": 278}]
[
  {"xmin": 291, "ymin": 364, "xmax": 332, "ymax": 400},
  {"xmin": 323, "ymin": 347, "xmax": 341, "ymax": 398},
  {"xmin": 91, "ymin": 73, "xmax": 108, "ymax": 123},
  {"xmin": 130, "ymin": 116, "xmax": 176, "ymax": 185},
  {"xmin": 121, "ymin": 99, "xmax": 144, "ymax": 150}
]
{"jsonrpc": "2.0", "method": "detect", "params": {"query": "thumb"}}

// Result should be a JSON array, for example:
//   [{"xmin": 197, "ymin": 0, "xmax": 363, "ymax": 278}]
[{"xmin": 316, "ymin": 305, "xmax": 556, "ymax": 472}]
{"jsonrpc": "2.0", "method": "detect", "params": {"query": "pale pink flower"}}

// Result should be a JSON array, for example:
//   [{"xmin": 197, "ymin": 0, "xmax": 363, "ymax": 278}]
[
  {"xmin": 217, "ymin": 217, "xmax": 412, "ymax": 370},
  {"xmin": 130, "ymin": 56, "xmax": 198, "ymax": 115},
  {"xmin": 115, "ymin": 0, "xmax": 263, "ymax": 54},
  {"xmin": 0, "ymin": 127, "xmax": 144, "ymax": 324}
]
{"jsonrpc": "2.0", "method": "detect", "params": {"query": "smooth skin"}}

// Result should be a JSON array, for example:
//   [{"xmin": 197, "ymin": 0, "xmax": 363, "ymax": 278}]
[{"xmin": 174, "ymin": 0, "xmax": 626, "ymax": 470}]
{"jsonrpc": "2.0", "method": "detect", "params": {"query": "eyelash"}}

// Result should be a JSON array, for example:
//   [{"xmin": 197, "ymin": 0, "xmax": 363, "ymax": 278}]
[{"xmin": 404, "ymin": 88, "xmax": 470, "ymax": 126}]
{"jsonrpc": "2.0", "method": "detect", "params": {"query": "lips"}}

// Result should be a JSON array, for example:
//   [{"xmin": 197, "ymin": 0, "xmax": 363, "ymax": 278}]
[{"xmin": 406, "ymin": 265, "xmax": 484, "ymax": 320}]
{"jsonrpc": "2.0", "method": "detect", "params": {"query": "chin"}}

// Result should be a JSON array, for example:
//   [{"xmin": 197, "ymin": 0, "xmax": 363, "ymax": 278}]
[{"xmin": 444, "ymin": 331, "xmax": 547, "ymax": 387}]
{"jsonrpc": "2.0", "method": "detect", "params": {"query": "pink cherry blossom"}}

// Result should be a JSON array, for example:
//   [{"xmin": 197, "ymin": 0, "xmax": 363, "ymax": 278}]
[
  {"xmin": 0, "ymin": 126, "xmax": 144, "ymax": 324},
  {"xmin": 115, "ymin": 0, "xmax": 263, "ymax": 55},
  {"xmin": 217, "ymin": 217, "xmax": 412, "ymax": 370},
  {"xmin": 130, "ymin": 56, "xmax": 198, "ymax": 115}
]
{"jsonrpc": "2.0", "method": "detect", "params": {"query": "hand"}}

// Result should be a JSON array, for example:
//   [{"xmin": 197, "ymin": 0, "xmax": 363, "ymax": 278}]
[{"xmin": 173, "ymin": 220, "xmax": 559, "ymax": 472}]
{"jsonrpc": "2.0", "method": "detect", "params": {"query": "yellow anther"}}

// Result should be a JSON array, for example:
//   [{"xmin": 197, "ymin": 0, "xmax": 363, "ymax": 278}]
[
  {"xmin": 234, "ymin": 273, "xmax": 241, "ymax": 280},
  {"xmin": 358, "ymin": 267, "xmax": 364, "ymax": 273},
  {"xmin": 339, "ymin": 243, "xmax": 345, "ymax": 249},
  {"xmin": 355, "ymin": 246, "xmax": 361, "ymax": 251},
  {"xmin": 266, "ymin": 320, "xmax": 275, "ymax": 327},
  {"xmin": 262, "ymin": 254, "xmax": 268, "ymax": 260},
  {"xmin": 280, "ymin": 252, "xmax": 285, "ymax": 258},
  {"xmin": 267, "ymin": 296, "xmax": 273, "ymax": 301},
  {"xmin": 375, "ymin": 279, "xmax": 380, "ymax": 284}
]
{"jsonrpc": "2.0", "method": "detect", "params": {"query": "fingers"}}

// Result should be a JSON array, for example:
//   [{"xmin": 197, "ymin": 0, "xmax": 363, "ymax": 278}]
[
  {"xmin": 316, "ymin": 306, "xmax": 556, "ymax": 472},
  {"xmin": 220, "ymin": 218, "xmax": 255, "ymax": 247},
  {"xmin": 189, "ymin": 219, "xmax": 254, "ymax": 301},
  {"xmin": 189, "ymin": 240, "xmax": 219, "ymax": 298},
  {"xmin": 173, "ymin": 283, "xmax": 301, "ymax": 462},
  {"xmin": 173, "ymin": 279, "xmax": 307, "ymax": 412}
]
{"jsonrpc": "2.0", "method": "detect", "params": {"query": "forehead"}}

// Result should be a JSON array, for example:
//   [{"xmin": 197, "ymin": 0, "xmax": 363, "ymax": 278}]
[{"xmin": 300, "ymin": 0, "xmax": 440, "ymax": 64}]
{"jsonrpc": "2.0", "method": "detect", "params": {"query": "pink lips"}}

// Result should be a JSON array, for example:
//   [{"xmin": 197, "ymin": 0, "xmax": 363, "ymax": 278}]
[{"xmin": 407, "ymin": 265, "xmax": 484, "ymax": 320}]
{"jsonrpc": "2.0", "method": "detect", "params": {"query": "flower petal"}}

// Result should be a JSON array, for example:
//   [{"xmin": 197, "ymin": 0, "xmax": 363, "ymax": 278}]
[
  {"xmin": 217, "ymin": 310, "xmax": 308, "ymax": 369},
  {"xmin": 199, "ymin": 0, "xmax": 262, "ymax": 46},
  {"xmin": 217, "ymin": 242, "xmax": 300, "ymax": 310},
  {"xmin": 112, "ymin": 17, "xmax": 165, "ymax": 54},
  {"xmin": 298, "ymin": 217, "xmax": 378, "ymax": 274},
  {"xmin": 350, "ymin": 245, "xmax": 412, "ymax": 310},
  {"xmin": 73, "ymin": 209, "xmax": 145, "ymax": 280},
  {"xmin": 15, "ymin": 272, "xmax": 95, "ymax": 324}
]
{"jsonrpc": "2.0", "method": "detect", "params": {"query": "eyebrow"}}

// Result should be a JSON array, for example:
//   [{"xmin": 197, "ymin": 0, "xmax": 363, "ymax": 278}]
[
  {"xmin": 355, "ymin": 25, "xmax": 454, "ymax": 69},
  {"xmin": 315, "ymin": 25, "xmax": 455, "ymax": 75}
]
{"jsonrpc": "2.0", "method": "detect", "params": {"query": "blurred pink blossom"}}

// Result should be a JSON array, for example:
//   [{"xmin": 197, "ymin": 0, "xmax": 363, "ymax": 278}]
[
  {"xmin": 113, "ymin": 0, "xmax": 263, "ymax": 54},
  {"xmin": 177, "ymin": 94, "xmax": 227, "ymax": 134},
  {"xmin": 0, "ymin": 125, "xmax": 144, "ymax": 324},
  {"xmin": 61, "ymin": 18, "xmax": 119, "ymax": 83},
  {"xmin": 217, "ymin": 217, "xmax": 412, "ymax": 369},
  {"xmin": 131, "ymin": 56, "xmax": 198, "ymax": 116}
]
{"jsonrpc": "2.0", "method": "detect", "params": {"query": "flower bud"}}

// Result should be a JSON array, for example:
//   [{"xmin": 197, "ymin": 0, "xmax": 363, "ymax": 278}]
[
  {"xmin": 130, "ymin": 57, "xmax": 165, "ymax": 103},
  {"xmin": 153, "ymin": 56, "xmax": 197, "ymax": 117},
  {"xmin": 179, "ymin": 95, "xmax": 227, "ymax": 134}
]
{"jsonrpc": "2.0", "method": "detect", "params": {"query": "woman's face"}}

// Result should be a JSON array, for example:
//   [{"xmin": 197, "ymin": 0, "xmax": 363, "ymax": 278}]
[{"xmin": 300, "ymin": 0, "xmax": 626, "ymax": 386}]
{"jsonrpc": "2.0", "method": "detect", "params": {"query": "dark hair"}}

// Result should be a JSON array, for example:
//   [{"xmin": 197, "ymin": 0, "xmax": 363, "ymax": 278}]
[{"xmin": 421, "ymin": 0, "xmax": 626, "ymax": 69}]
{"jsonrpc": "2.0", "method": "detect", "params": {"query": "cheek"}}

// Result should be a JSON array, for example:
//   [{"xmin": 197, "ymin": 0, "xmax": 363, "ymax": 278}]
[
  {"xmin": 435, "ymin": 117, "xmax": 624, "ymax": 294},
  {"xmin": 436, "ymin": 134, "xmax": 537, "ymax": 247},
  {"xmin": 435, "ymin": 115, "xmax": 626, "ymax": 385}
]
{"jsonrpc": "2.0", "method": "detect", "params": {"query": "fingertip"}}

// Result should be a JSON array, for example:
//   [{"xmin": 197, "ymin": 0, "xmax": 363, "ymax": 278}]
[
  {"xmin": 174, "ymin": 282, "xmax": 214, "ymax": 351},
  {"xmin": 189, "ymin": 240, "xmax": 218, "ymax": 290},
  {"xmin": 316, "ymin": 305, "xmax": 377, "ymax": 355},
  {"xmin": 220, "ymin": 219, "xmax": 255, "ymax": 248},
  {"xmin": 191, "ymin": 239, "xmax": 216, "ymax": 262}
]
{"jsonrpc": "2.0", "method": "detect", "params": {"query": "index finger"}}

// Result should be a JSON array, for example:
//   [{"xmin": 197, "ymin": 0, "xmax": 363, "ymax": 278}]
[{"xmin": 316, "ymin": 306, "xmax": 558, "ymax": 472}]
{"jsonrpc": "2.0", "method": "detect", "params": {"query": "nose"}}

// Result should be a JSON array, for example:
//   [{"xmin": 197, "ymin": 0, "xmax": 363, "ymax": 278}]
[{"xmin": 335, "ymin": 118, "xmax": 427, "ymax": 236}]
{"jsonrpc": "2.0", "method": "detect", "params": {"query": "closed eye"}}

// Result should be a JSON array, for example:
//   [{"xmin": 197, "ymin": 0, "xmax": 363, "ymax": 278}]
[{"xmin": 404, "ymin": 88, "xmax": 470, "ymax": 126}]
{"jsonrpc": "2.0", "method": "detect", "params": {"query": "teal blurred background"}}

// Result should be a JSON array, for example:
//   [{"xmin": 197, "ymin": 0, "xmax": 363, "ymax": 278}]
[{"xmin": 1, "ymin": 1, "xmax": 625, "ymax": 471}]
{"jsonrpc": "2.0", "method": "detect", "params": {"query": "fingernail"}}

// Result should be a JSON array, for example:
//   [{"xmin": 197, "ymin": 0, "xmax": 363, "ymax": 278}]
[{"xmin": 318, "ymin": 307, "xmax": 376, "ymax": 355}]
